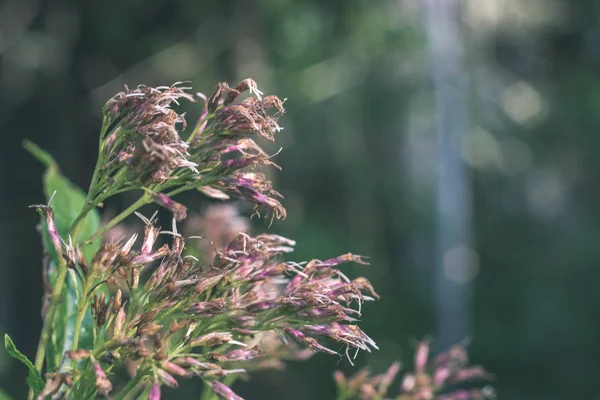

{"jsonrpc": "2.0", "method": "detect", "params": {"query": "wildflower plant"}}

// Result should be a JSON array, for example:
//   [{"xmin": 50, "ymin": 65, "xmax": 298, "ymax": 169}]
[
  {"xmin": 334, "ymin": 339, "xmax": 494, "ymax": 400},
  {"xmin": 8, "ymin": 79, "xmax": 380, "ymax": 400}
]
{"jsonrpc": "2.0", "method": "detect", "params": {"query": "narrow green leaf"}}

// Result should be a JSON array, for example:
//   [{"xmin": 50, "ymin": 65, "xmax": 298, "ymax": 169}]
[
  {"xmin": 0, "ymin": 388, "xmax": 14, "ymax": 400},
  {"xmin": 4, "ymin": 335, "xmax": 44, "ymax": 396},
  {"xmin": 22, "ymin": 140, "xmax": 57, "ymax": 169}
]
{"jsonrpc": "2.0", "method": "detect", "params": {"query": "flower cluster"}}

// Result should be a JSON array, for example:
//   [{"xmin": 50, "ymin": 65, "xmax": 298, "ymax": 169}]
[
  {"xmin": 97, "ymin": 79, "xmax": 286, "ymax": 223},
  {"xmin": 35, "ymin": 206, "xmax": 377, "ymax": 399},
  {"xmin": 334, "ymin": 339, "xmax": 494, "ymax": 400},
  {"xmin": 101, "ymin": 83, "xmax": 196, "ymax": 185}
]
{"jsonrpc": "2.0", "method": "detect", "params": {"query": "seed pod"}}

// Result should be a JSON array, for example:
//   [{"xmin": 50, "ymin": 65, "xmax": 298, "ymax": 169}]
[
  {"xmin": 141, "ymin": 309, "xmax": 159, "ymax": 322},
  {"xmin": 169, "ymin": 319, "xmax": 190, "ymax": 334},
  {"xmin": 113, "ymin": 308, "xmax": 126, "ymax": 336},
  {"xmin": 113, "ymin": 289, "xmax": 122, "ymax": 312},
  {"xmin": 131, "ymin": 268, "xmax": 140, "ymax": 290}
]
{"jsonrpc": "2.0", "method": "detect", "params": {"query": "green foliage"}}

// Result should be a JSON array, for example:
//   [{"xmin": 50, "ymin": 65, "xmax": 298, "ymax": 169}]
[
  {"xmin": 4, "ymin": 335, "xmax": 44, "ymax": 397},
  {"xmin": 0, "ymin": 389, "xmax": 13, "ymax": 400}
]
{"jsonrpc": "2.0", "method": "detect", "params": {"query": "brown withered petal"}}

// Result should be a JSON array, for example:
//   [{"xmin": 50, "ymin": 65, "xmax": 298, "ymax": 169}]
[
  {"xmin": 113, "ymin": 289, "xmax": 122, "ymax": 312},
  {"xmin": 136, "ymin": 322, "xmax": 162, "ymax": 337},
  {"xmin": 173, "ymin": 358, "xmax": 219, "ymax": 370},
  {"xmin": 113, "ymin": 307, "xmax": 126, "ymax": 336},
  {"xmin": 141, "ymin": 309, "xmax": 160, "ymax": 322},
  {"xmin": 208, "ymin": 82, "xmax": 233, "ymax": 111},
  {"xmin": 169, "ymin": 319, "xmax": 191, "ymax": 334},
  {"xmin": 101, "ymin": 83, "xmax": 197, "ymax": 186},
  {"xmin": 92, "ymin": 242, "xmax": 121, "ymax": 271},
  {"xmin": 283, "ymin": 328, "xmax": 337, "ymax": 355},
  {"xmin": 190, "ymin": 332, "xmax": 237, "ymax": 347},
  {"xmin": 64, "ymin": 349, "xmax": 91, "ymax": 361},
  {"xmin": 37, "ymin": 373, "xmax": 64, "ymax": 400},
  {"xmin": 131, "ymin": 268, "xmax": 140, "ymax": 290},
  {"xmin": 208, "ymin": 345, "xmax": 266, "ymax": 362}
]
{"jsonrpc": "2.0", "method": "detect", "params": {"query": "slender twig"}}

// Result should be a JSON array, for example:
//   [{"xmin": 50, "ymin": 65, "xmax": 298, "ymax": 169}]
[
  {"xmin": 69, "ymin": 203, "xmax": 96, "ymax": 244},
  {"xmin": 29, "ymin": 257, "xmax": 68, "ymax": 400},
  {"xmin": 71, "ymin": 273, "xmax": 96, "ymax": 351},
  {"xmin": 85, "ymin": 191, "xmax": 153, "ymax": 245},
  {"xmin": 70, "ymin": 129, "xmax": 108, "ymax": 243},
  {"xmin": 113, "ymin": 369, "xmax": 148, "ymax": 400}
]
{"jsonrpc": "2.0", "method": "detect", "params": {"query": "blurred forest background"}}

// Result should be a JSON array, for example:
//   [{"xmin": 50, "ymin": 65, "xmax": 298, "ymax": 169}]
[{"xmin": 0, "ymin": 0, "xmax": 598, "ymax": 399}]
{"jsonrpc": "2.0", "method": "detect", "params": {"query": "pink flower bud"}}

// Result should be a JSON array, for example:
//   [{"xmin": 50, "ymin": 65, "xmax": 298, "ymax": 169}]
[
  {"xmin": 161, "ymin": 361, "xmax": 189, "ymax": 377},
  {"xmin": 30, "ymin": 205, "xmax": 63, "ymax": 255},
  {"xmin": 148, "ymin": 382, "xmax": 161, "ymax": 400},
  {"xmin": 415, "ymin": 340, "xmax": 430, "ymax": 372},
  {"xmin": 157, "ymin": 369, "xmax": 178, "ymax": 388},
  {"xmin": 211, "ymin": 381, "xmax": 244, "ymax": 400},
  {"xmin": 153, "ymin": 193, "xmax": 188, "ymax": 221}
]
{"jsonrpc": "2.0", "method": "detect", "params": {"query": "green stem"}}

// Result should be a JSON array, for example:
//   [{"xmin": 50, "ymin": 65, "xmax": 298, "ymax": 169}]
[
  {"xmin": 71, "ymin": 272, "xmax": 96, "ymax": 351},
  {"xmin": 29, "ymin": 258, "xmax": 68, "ymax": 400},
  {"xmin": 186, "ymin": 112, "xmax": 212, "ymax": 144},
  {"xmin": 113, "ymin": 371, "xmax": 147, "ymax": 400},
  {"xmin": 70, "ymin": 134, "xmax": 108, "ymax": 242},
  {"xmin": 164, "ymin": 184, "xmax": 194, "ymax": 198},
  {"xmin": 222, "ymin": 374, "xmax": 238, "ymax": 388},
  {"xmin": 121, "ymin": 381, "xmax": 146, "ymax": 400},
  {"xmin": 163, "ymin": 176, "xmax": 218, "ymax": 198},
  {"xmin": 85, "ymin": 192, "xmax": 153, "ymax": 245},
  {"xmin": 69, "ymin": 203, "xmax": 95, "ymax": 244}
]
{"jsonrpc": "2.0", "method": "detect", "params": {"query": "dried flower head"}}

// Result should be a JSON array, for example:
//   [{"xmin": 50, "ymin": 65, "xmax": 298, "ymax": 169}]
[
  {"xmin": 54, "ymin": 212, "xmax": 378, "ymax": 399},
  {"xmin": 334, "ymin": 339, "xmax": 494, "ymax": 400},
  {"xmin": 101, "ymin": 83, "xmax": 196, "ymax": 185},
  {"xmin": 97, "ymin": 79, "xmax": 287, "ymax": 223}
]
